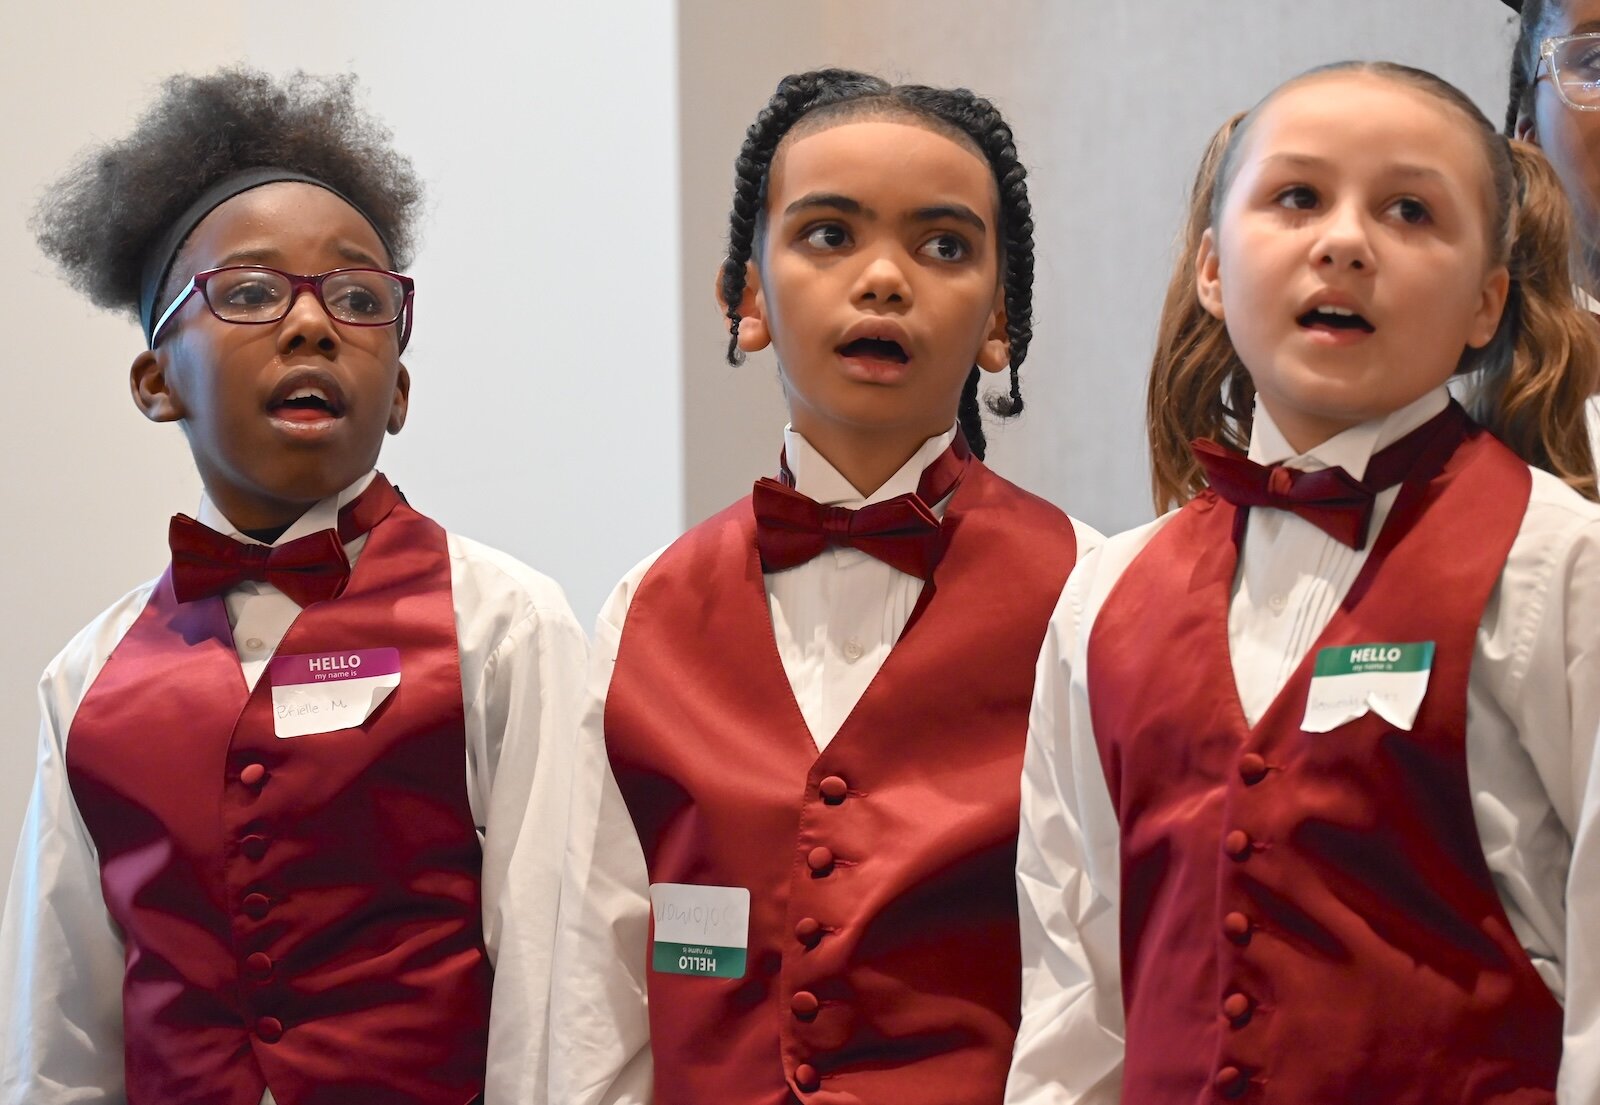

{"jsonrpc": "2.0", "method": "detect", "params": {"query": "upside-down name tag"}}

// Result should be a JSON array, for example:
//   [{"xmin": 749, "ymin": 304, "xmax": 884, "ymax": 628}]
[
  {"xmin": 268, "ymin": 648, "xmax": 401, "ymax": 739},
  {"xmin": 1302, "ymin": 641, "xmax": 1434, "ymax": 733},
  {"xmin": 650, "ymin": 883, "xmax": 749, "ymax": 979}
]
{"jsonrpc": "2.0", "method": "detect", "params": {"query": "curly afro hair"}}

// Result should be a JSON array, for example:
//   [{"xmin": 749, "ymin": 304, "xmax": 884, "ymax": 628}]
[{"xmin": 33, "ymin": 67, "xmax": 424, "ymax": 322}]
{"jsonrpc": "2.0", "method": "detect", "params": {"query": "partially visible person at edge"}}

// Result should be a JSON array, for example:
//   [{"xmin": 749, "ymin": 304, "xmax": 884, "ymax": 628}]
[
  {"xmin": 0, "ymin": 68, "xmax": 587, "ymax": 1105},
  {"xmin": 1507, "ymin": 0, "xmax": 1600, "ymax": 457},
  {"xmin": 524, "ymin": 68, "xmax": 1101, "ymax": 1105}
]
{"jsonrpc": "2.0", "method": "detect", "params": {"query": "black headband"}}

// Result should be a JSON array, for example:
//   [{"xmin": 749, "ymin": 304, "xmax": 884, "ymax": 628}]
[
  {"xmin": 1501, "ymin": 0, "xmax": 1523, "ymax": 10},
  {"xmin": 136, "ymin": 166, "xmax": 394, "ymax": 346}
]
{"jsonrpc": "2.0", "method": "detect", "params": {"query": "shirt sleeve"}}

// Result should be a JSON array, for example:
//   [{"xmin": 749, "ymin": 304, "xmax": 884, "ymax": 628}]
[
  {"xmin": 1006, "ymin": 531, "xmax": 1148, "ymax": 1105},
  {"xmin": 540, "ymin": 560, "xmax": 659, "ymax": 1105},
  {"xmin": 0, "ymin": 670, "xmax": 128, "ymax": 1104}
]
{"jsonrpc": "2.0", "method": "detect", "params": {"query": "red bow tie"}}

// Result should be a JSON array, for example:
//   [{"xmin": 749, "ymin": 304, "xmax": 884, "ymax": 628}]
[
  {"xmin": 1192, "ymin": 402, "xmax": 1468, "ymax": 550},
  {"xmin": 753, "ymin": 433, "xmax": 970, "ymax": 580},
  {"xmin": 169, "ymin": 474, "xmax": 401, "ymax": 607}
]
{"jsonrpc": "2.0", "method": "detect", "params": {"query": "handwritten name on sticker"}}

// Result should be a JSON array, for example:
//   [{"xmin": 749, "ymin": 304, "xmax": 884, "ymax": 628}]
[
  {"xmin": 1303, "ymin": 641, "xmax": 1434, "ymax": 734},
  {"xmin": 268, "ymin": 648, "xmax": 401, "ymax": 739},
  {"xmin": 649, "ymin": 883, "xmax": 750, "ymax": 979}
]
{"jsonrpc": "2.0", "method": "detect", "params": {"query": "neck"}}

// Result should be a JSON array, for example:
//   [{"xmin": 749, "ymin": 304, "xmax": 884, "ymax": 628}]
[
  {"xmin": 790, "ymin": 419, "xmax": 942, "ymax": 498},
  {"xmin": 1256, "ymin": 396, "xmax": 1363, "ymax": 457}
]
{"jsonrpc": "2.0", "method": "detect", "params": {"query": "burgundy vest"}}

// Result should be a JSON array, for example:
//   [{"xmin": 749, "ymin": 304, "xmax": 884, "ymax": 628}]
[
  {"xmin": 65, "ymin": 484, "xmax": 489, "ymax": 1105},
  {"xmin": 606, "ymin": 458, "xmax": 1078, "ymax": 1105},
  {"xmin": 1086, "ymin": 423, "xmax": 1561, "ymax": 1104}
]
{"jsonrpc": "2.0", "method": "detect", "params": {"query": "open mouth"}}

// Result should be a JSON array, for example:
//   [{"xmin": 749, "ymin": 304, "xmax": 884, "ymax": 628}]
[
  {"xmin": 837, "ymin": 337, "xmax": 910, "ymax": 363},
  {"xmin": 268, "ymin": 378, "xmax": 347, "ymax": 423},
  {"xmin": 1297, "ymin": 306, "xmax": 1375, "ymax": 334}
]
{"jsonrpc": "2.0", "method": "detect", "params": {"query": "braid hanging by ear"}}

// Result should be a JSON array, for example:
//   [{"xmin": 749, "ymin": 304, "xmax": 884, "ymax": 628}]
[
  {"xmin": 720, "ymin": 69, "xmax": 889, "ymax": 366},
  {"xmin": 958, "ymin": 367, "xmax": 987, "ymax": 458},
  {"xmin": 964, "ymin": 93, "xmax": 1034, "ymax": 421}
]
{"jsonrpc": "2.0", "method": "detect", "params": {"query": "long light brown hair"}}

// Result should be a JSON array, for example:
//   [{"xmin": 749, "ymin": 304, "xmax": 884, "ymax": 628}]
[{"xmin": 1147, "ymin": 61, "xmax": 1600, "ymax": 512}]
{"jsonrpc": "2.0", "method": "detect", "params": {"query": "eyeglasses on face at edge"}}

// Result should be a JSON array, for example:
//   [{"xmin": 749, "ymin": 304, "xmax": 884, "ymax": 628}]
[
  {"xmin": 150, "ymin": 266, "xmax": 416, "ymax": 350},
  {"xmin": 1537, "ymin": 33, "xmax": 1600, "ymax": 111}
]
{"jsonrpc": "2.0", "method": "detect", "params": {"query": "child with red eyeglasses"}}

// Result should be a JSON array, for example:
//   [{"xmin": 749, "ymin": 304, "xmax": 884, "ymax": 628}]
[{"xmin": 0, "ymin": 68, "xmax": 586, "ymax": 1105}]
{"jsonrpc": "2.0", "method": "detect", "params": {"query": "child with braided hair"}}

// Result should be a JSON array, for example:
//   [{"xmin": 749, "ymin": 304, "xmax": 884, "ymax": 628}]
[
  {"xmin": 530, "ymin": 68, "xmax": 1099, "ymax": 1105},
  {"xmin": 1009, "ymin": 61, "xmax": 1600, "ymax": 1104}
]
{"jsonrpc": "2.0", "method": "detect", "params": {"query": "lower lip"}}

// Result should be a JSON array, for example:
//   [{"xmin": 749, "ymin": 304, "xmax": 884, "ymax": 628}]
[
  {"xmin": 837, "ymin": 352, "xmax": 912, "ymax": 383},
  {"xmin": 1299, "ymin": 323, "xmax": 1374, "ymax": 347},
  {"xmin": 268, "ymin": 407, "xmax": 343, "ymax": 434}
]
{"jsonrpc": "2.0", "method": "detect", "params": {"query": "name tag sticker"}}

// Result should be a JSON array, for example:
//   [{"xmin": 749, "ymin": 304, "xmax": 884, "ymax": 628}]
[
  {"xmin": 269, "ymin": 648, "xmax": 400, "ymax": 739},
  {"xmin": 649, "ymin": 882, "xmax": 749, "ymax": 979},
  {"xmin": 1302, "ymin": 641, "xmax": 1434, "ymax": 733}
]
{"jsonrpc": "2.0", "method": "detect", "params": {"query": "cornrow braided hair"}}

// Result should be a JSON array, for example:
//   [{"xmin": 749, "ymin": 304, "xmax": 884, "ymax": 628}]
[
  {"xmin": 1506, "ymin": 0, "xmax": 1554, "ymax": 136},
  {"xmin": 719, "ymin": 68, "xmax": 1037, "ymax": 459}
]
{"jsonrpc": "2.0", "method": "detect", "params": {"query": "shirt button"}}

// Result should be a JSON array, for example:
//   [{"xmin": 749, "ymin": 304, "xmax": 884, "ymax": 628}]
[
  {"xmin": 240, "ymin": 763, "xmax": 268, "ymax": 788},
  {"xmin": 244, "ymin": 952, "xmax": 274, "ymax": 982},
  {"xmin": 843, "ymin": 638, "xmax": 864, "ymax": 662},
  {"xmin": 1268, "ymin": 594, "xmax": 1286, "ymax": 613},
  {"xmin": 795, "ymin": 1063, "xmax": 820, "ymax": 1092},
  {"xmin": 1237, "ymin": 753, "xmax": 1268, "ymax": 785},
  {"xmin": 806, "ymin": 846, "xmax": 835, "ymax": 874},
  {"xmin": 794, "ymin": 917, "xmax": 822, "ymax": 946},
  {"xmin": 1215, "ymin": 1065, "xmax": 1248, "ymax": 1098},
  {"xmin": 819, "ymin": 776, "xmax": 848, "ymax": 804},
  {"xmin": 1223, "ymin": 911, "xmax": 1252, "ymax": 944},
  {"xmin": 244, "ymin": 637, "xmax": 265, "ymax": 652},
  {"xmin": 255, "ymin": 1016, "xmax": 284, "ymax": 1043},
  {"xmin": 791, "ymin": 991, "xmax": 820, "ymax": 1018},
  {"xmin": 241, "ymin": 834, "xmax": 271, "ymax": 861},
  {"xmin": 242, "ymin": 892, "xmax": 272, "ymax": 919},
  {"xmin": 1224, "ymin": 830, "xmax": 1252, "ymax": 860},
  {"xmin": 1222, "ymin": 992, "xmax": 1253, "ymax": 1026}
]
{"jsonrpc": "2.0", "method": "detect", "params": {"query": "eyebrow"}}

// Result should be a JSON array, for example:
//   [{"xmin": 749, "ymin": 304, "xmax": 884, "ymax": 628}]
[
  {"xmin": 1260, "ymin": 152, "xmax": 1448, "ymax": 185},
  {"xmin": 782, "ymin": 192, "xmax": 988, "ymax": 234},
  {"xmin": 211, "ymin": 242, "xmax": 387, "ymax": 270}
]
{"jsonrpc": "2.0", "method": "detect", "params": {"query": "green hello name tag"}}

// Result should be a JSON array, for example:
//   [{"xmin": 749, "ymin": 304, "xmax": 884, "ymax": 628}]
[
  {"xmin": 649, "ymin": 883, "xmax": 749, "ymax": 979},
  {"xmin": 1302, "ymin": 641, "xmax": 1435, "ymax": 733}
]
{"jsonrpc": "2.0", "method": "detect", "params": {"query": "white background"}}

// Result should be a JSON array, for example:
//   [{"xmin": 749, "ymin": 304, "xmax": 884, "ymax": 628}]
[{"xmin": 0, "ymin": 0, "xmax": 1517, "ymax": 907}]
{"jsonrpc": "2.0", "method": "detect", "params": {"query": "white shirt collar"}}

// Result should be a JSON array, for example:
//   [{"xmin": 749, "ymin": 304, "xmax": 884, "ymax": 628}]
[
  {"xmin": 1247, "ymin": 388, "xmax": 1449, "ymax": 481},
  {"xmin": 781, "ymin": 425, "xmax": 959, "ymax": 508},
  {"xmin": 195, "ymin": 470, "xmax": 378, "ymax": 546}
]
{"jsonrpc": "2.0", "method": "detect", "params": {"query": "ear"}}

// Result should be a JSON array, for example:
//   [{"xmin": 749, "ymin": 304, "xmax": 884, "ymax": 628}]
[
  {"xmin": 975, "ymin": 284, "xmax": 1010, "ymax": 374},
  {"xmin": 1466, "ymin": 264, "xmax": 1513, "ymax": 350},
  {"xmin": 1515, "ymin": 106, "xmax": 1538, "ymax": 146},
  {"xmin": 712, "ymin": 261, "xmax": 770, "ymax": 353},
  {"xmin": 130, "ymin": 349, "xmax": 185, "ymax": 423},
  {"xmin": 1195, "ymin": 228, "xmax": 1227, "ymax": 322},
  {"xmin": 387, "ymin": 362, "xmax": 411, "ymax": 435}
]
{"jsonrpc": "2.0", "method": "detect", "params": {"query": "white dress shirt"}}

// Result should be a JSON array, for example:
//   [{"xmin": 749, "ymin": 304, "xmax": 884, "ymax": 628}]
[
  {"xmin": 0, "ymin": 473, "xmax": 590, "ymax": 1105},
  {"xmin": 1007, "ymin": 387, "xmax": 1600, "ymax": 1105},
  {"xmin": 521, "ymin": 428, "xmax": 1101, "ymax": 1105}
]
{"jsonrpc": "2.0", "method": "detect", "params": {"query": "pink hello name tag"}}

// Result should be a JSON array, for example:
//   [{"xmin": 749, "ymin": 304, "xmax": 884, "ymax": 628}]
[{"xmin": 268, "ymin": 647, "xmax": 401, "ymax": 738}]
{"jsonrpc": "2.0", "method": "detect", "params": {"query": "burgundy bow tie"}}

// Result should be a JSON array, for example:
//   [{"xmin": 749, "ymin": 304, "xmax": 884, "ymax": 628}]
[
  {"xmin": 1192, "ymin": 402, "xmax": 1469, "ymax": 550},
  {"xmin": 753, "ymin": 433, "xmax": 970, "ymax": 580},
  {"xmin": 169, "ymin": 474, "xmax": 401, "ymax": 607}
]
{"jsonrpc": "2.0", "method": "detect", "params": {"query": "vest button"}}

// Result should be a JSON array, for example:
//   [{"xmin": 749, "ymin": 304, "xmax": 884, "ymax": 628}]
[
  {"xmin": 794, "ymin": 917, "xmax": 822, "ymax": 946},
  {"xmin": 255, "ymin": 1016, "xmax": 284, "ymax": 1043},
  {"xmin": 806, "ymin": 846, "xmax": 835, "ymax": 874},
  {"xmin": 240, "ymin": 763, "xmax": 268, "ymax": 788},
  {"xmin": 1222, "ymin": 991, "xmax": 1253, "ymax": 1026},
  {"xmin": 1237, "ymin": 753, "xmax": 1268, "ymax": 785},
  {"xmin": 794, "ymin": 1063, "xmax": 820, "ymax": 1092},
  {"xmin": 244, "ymin": 952, "xmax": 274, "ymax": 981},
  {"xmin": 819, "ymin": 776, "xmax": 848, "ymax": 804},
  {"xmin": 242, "ymin": 892, "xmax": 272, "ymax": 919},
  {"xmin": 791, "ymin": 990, "xmax": 820, "ymax": 1018},
  {"xmin": 1215, "ymin": 1065, "xmax": 1248, "ymax": 1098},
  {"xmin": 241, "ymin": 834, "xmax": 271, "ymax": 861},
  {"xmin": 1224, "ymin": 830, "xmax": 1252, "ymax": 860},
  {"xmin": 1222, "ymin": 911, "xmax": 1251, "ymax": 943}
]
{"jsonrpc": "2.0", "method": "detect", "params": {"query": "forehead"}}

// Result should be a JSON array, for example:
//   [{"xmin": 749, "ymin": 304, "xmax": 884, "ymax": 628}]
[
  {"xmin": 767, "ymin": 119, "xmax": 997, "ymax": 213},
  {"xmin": 1236, "ymin": 73, "xmax": 1488, "ymax": 189},
  {"xmin": 1548, "ymin": 0, "xmax": 1600, "ymax": 31},
  {"xmin": 177, "ymin": 182, "xmax": 390, "ymax": 273}
]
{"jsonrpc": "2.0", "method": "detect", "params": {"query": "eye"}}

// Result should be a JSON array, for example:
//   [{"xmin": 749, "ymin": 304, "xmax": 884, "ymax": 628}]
[
  {"xmin": 1387, "ymin": 196, "xmax": 1432, "ymax": 225},
  {"xmin": 1273, "ymin": 185, "xmax": 1319, "ymax": 211},
  {"xmin": 917, "ymin": 233, "xmax": 970, "ymax": 262},
  {"xmin": 220, "ymin": 277, "xmax": 285, "ymax": 308},
  {"xmin": 802, "ymin": 223, "xmax": 850, "ymax": 250},
  {"xmin": 327, "ymin": 284, "xmax": 384, "ymax": 318}
]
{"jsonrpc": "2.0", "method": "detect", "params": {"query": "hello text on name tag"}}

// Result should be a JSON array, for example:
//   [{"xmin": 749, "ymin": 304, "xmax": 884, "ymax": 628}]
[
  {"xmin": 1302, "ymin": 641, "xmax": 1434, "ymax": 733},
  {"xmin": 268, "ymin": 648, "xmax": 401, "ymax": 739}
]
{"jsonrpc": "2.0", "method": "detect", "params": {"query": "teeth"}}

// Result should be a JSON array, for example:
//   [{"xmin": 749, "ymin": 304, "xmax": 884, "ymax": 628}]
[
  {"xmin": 1315, "ymin": 306, "xmax": 1356, "ymax": 317},
  {"xmin": 285, "ymin": 387, "xmax": 329, "ymax": 402}
]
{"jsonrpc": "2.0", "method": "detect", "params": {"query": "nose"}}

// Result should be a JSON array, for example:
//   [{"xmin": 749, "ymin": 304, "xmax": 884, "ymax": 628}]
[
  {"xmin": 851, "ymin": 249, "xmax": 913, "ymax": 308},
  {"xmin": 1311, "ymin": 202, "xmax": 1374, "ymax": 272},
  {"xmin": 276, "ymin": 286, "xmax": 339, "ymax": 355}
]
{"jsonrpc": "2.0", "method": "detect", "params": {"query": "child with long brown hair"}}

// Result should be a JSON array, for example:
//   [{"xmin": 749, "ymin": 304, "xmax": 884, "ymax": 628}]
[{"xmin": 1008, "ymin": 61, "xmax": 1600, "ymax": 1104}]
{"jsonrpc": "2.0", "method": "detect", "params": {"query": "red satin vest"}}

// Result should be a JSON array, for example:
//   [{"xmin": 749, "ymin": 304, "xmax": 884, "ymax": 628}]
[
  {"xmin": 1086, "ymin": 421, "xmax": 1562, "ymax": 1104},
  {"xmin": 606, "ymin": 458, "xmax": 1078, "ymax": 1105},
  {"xmin": 65, "ymin": 482, "xmax": 489, "ymax": 1105}
]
